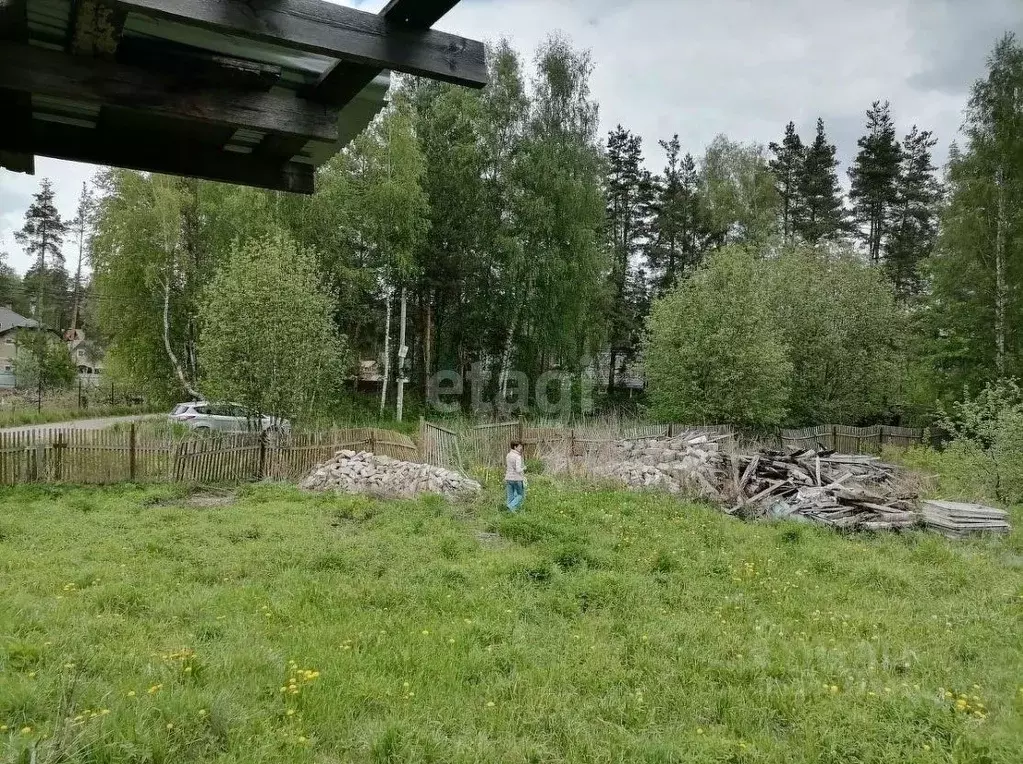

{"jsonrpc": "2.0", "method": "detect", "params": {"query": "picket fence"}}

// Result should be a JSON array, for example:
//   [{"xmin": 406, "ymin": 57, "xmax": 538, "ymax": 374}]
[
  {"xmin": 0, "ymin": 421, "xmax": 924, "ymax": 488},
  {"xmin": 0, "ymin": 426, "xmax": 418, "ymax": 486}
]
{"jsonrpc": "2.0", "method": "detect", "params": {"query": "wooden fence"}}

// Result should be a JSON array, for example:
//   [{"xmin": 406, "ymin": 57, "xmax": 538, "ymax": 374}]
[
  {"xmin": 0, "ymin": 421, "xmax": 924, "ymax": 488},
  {"xmin": 0, "ymin": 426, "xmax": 419, "ymax": 487},
  {"xmin": 418, "ymin": 421, "xmax": 463, "ymax": 472},
  {"xmin": 780, "ymin": 424, "xmax": 923, "ymax": 454}
]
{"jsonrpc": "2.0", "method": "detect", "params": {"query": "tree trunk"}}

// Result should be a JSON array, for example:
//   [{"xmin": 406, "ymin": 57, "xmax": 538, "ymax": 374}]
[
  {"xmin": 423, "ymin": 296, "xmax": 433, "ymax": 400},
  {"xmin": 379, "ymin": 287, "xmax": 393, "ymax": 417},
  {"xmin": 162, "ymin": 277, "xmax": 201, "ymax": 399},
  {"xmin": 71, "ymin": 229, "xmax": 84, "ymax": 331},
  {"xmin": 396, "ymin": 286, "xmax": 408, "ymax": 422},
  {"xmin": 497, "ymin": 305, "xmax": 521, "ymax": 401},
  {"xmin": 995, "ymin": 164, "xmax": 1007, "ymax": 375},
  {"xmin": 608, "ymin": 348, "xmax": 618, "ymax": 391}
]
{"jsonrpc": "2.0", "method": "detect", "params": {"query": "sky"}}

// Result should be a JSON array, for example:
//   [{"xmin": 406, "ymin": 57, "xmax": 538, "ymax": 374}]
[{"xmin": 2, "ymin": 0, "xmax": 1021, "ymax": 274}]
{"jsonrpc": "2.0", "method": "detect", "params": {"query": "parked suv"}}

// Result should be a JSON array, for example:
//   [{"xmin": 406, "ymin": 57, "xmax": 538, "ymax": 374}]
[{"xmin": 168, "ymin": 402, "xmax": 291, "ymax": 435}]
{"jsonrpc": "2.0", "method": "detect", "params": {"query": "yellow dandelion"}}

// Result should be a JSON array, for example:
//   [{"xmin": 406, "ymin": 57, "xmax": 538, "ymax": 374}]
[
  {"xmin": 297, "ymin": 736, "xmax": 308, "ymax": 744},
  {"xmin": 486, "ymin": 701, "xmax": 495, "ymax": 708},
  {"xmin": 421, "ymin": 630, "xmax": 430, "ymax": 636},
  {"xmin": 696, "ymin": 728, "xmax": 704, "ymax": 735},
  {"xmin": 21, "ymin": 727, "xmax": 32, "ymax": 735},
  {"xmin": 166, "ymin": 723, "xmax": 174, "ymax": 730},
  {"xmin": 287, "ymin": 709, "xmax": 296, "ymax": 716},
  {"xmin": 100, "ymin": 709, "xmax": 110, "ymax": 716},
  {"xmin": 148, "ymin": 684, "xmax": 163, "ymax": 694},
  {"xmin": 0, "ymin": 725, "xmax": 7, "ymax": 732},
  {"xmin": 830, "ymin": 685, "xmax": 840, "ymax": 694}
]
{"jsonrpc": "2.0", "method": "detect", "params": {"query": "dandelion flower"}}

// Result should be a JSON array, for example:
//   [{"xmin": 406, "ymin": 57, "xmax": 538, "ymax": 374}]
[
  {"xmin": 486, "ymin": 701, "xmax": 495, "ymax": 708},
  {"xmin": 696, "ymin": 728, "xmax": 704, "ymax": 735},
  {"xmin": 830, "ymin": 685, "xmax": 840, "ymax": 694},
  {"xmin": 298, "ymin": 736, "xmax": 307, "ymax": 744},
  {"xmin": 167, "ymin": 723, "xmax": 174, "ymax": 730},
  {"xmin": 199, "ymin": 709, "xmax": 207, "ymax": 717},
  {"xmin": 287, "ymin": 709, "xmax": 295, "ymax": 716},
  {"xmin": 21, "ymin": 727, "xmax": 32, "ymax": 735}
]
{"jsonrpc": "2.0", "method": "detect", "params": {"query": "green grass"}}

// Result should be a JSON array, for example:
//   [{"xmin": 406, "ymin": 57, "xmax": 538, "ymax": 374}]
[{"xmin": 1, "ymin": 479, "xmax": 1022, "ymax": 763}]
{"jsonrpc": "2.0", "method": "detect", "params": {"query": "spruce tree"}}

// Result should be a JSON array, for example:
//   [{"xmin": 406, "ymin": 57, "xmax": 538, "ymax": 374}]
[
  {"xmin": 768, "ymin": 121, "xmax": 806, "ymax": 244},
  {"xmin": 15, "ymin": 178, "xmax": 70, "ymax": 330},
  {"xmin": 848, "ymin": 101, "xmax": 902, "ymax": 262},
  {"xmin": 798, "ymin": 118, "xmax": 848, "ymax": 245},
  {"xmin": 886, "ymin": 126, "xmax": 941, "ymax": 299}
]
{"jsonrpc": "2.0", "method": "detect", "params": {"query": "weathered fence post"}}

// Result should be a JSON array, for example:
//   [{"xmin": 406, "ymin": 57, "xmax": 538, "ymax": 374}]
[
  {"xmin": 369, "ymin": 429, "xmax": 377, "ymax": 454},
  {"xmin": 257, "ymin": 430, "xmax": 268, "ymax": 481},
  {"xmin": 53, "ymin": 434, "xmax": 66, "ymax": 482},
  {"xmin": 128, "ymin": 423, "xmax": 137, "ymax": 481}
]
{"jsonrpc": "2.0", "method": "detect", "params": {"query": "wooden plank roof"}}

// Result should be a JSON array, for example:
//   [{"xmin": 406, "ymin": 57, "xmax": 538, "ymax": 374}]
[{"xmin": 0, "ymin": 0, "xmax": 486, "ymax": 193}]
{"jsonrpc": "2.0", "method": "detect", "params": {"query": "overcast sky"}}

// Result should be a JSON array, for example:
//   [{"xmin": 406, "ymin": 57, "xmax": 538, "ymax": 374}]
[{"xmin": 1, "ymin": 0, "xmax": 1020, "ymax": 274}]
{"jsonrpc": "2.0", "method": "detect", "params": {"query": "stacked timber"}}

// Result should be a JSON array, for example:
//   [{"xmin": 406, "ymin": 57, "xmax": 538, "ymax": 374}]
[
  {"xmin": 722, "ymin": 449, "xmax": 920, "ymax": 531},
  {"xmin": 920, "ymin": 500, "xmax": 1011, "ymax": 538}
]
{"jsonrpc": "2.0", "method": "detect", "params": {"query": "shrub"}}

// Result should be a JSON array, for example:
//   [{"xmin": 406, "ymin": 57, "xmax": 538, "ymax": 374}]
[{"xmin": 936, "ymin": 379, "xmax": 1023, "ymax": 503}]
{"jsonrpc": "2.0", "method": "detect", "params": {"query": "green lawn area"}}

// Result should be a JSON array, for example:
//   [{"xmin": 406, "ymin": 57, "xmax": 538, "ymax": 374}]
[{"xmin": 1, "ymin": 480, "xmax": 1022, "ymax": 763}]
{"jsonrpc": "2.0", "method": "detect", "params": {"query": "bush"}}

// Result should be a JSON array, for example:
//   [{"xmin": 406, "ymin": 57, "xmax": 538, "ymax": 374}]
[
  {"xmin": 644, "ymin": 244, "xmax": 905, "ymax": 429},
  {"xmin": 645, "ymin": 247, "xmax": 792, "ymax": 428},
  {"xmin": 936, "ymin": 379, "xmax": 1023, "ymax": 503}
]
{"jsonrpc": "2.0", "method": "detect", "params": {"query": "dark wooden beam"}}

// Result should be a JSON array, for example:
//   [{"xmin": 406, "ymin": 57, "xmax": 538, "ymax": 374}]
[
  {"xmin": 116, "ymin": 37, "xmax": 282, "ymax": 91},
  {"xmin": 114, "ymin": 0, "xmax": 487, "ymax": 91},
  {"xmin": 0, "ymin": 42, "xmax": 339, "ymax": 142},
  {"xmin": 0, "ymin": 0, "xmax": 32, "ymax": 174},
  {"xmin": 255, "ymin": 0, "xmax": 467, "ymax": 166},
  {"xmin": 4, "ymin": 119, "xmax": 315, "ymax": 193},
  {"xmin": 379, "ymin": 0, "xmax": 462, "ymax": 29}
]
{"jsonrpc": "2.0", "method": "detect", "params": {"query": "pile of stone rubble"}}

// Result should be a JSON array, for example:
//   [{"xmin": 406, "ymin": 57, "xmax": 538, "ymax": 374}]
[
  {"xmin": 300, "ymin": 450, "xmax": 482, "ymax": 499},
  {"xmin": 591, "ymin": 433, "xmax": 724, "ymax": 498}
]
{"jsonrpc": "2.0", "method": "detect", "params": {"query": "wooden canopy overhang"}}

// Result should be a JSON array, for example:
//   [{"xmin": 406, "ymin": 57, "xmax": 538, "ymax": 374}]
[{"xmin": 0, "ymin": 0, "xmax": 486, "ymax": 193}]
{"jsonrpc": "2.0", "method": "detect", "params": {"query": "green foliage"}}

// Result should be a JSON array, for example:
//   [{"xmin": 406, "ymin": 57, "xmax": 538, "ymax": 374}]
[
  {"xmin": 198, "ymin": 230, "xmax": 347, "ymax": 420},
  {"xmin": 646, "ymin": 245, "xmax": 906, "ymax": 428},
  {"xmin": 12, "ymin": 330, "xmax": 76, "ymax": 391},
  {"xmin": 0, "ymin": 482, "xmax": 1021, "ymax": 762},
  {"xmin": 764, "ymin": 247, "xmax": 905, "ymax": 425},
  {"xmin": 925, "ymin": 35, "xmax": 1023, "ymax": 393},
  {"xmin": 645, "ymin": 247, "xmax": 792, "ymax": 427},
  {"xmin": 937, "ymin": 379, "xmax": 1023, "ymax": 503},
  {"xmin": 700, "ymin": 136, "xmax": 780, "ymax": 247}
]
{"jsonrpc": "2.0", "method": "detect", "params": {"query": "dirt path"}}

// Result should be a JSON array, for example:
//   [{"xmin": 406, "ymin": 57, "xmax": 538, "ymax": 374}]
[{"xmin": 0, "ymin": 414, "xmax": 163, "ymax": 435}]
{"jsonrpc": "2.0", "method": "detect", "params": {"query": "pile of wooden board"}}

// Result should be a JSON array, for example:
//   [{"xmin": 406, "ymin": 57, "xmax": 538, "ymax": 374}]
[
  {"xmin": 920, "ymin": 500, "xmax": 1011, "ymax": 538},
  {"xmin": 722, "ymin": 449, "xmax": 921, "ymax": 531}
]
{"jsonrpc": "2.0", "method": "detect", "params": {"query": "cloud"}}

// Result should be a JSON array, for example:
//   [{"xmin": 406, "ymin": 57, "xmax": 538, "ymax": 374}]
[{"xmin": 2, "ymin": 0, "xmax": 1020, "ymax": 273}]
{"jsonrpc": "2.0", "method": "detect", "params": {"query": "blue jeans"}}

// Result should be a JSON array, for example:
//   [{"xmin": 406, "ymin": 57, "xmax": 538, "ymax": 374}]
[{"xmin": 506, "ymin": 481, "xmax": 525, "ymax": 511}]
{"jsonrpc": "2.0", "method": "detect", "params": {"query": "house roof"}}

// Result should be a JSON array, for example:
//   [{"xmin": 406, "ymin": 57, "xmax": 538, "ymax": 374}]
[
  {"xmin": 0, "ymin": 0, "xmax": 486, "ymax": 193},
  {"xmin": 0, "ymin": 306, "xmax": 39, "ymax": 334}
]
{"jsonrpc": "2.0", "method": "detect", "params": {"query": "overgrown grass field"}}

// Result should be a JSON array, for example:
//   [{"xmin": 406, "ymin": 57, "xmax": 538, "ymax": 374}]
[{"xmin": 1, "ymin": 478, "xmax": 1021, "ymax": 763}]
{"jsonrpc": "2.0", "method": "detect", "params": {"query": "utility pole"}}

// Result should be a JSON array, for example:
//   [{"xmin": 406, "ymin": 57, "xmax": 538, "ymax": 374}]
[{"xmin": 396, "ymin": 286, "xmax": 408, "ymax": 422}]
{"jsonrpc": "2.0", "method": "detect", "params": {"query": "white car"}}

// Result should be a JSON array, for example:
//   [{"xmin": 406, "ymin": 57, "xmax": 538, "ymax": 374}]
[{"xmin": 169, "ymin": 402, "xmax": 291, "ymax": 435}]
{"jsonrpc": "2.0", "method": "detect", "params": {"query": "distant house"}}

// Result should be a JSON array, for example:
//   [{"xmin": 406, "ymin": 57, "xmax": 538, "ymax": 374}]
[
  {"xmin": 64, "ymin": 329, "xmax": 105, "ymax": 377},
  {"xmin": 0, "ymin": 305, "xmax": 42, "ymax": 382}
]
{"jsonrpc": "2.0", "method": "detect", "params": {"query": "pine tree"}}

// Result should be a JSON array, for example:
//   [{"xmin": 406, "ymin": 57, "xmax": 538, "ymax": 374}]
[
  {"xmin": 848, "ymin": 101, "xmax": 902, "ymax": 262},
  {"xmin": 768, "ymin": 121, "xmax": 806, "ymax": 244},
  {"xmin": 69, "ymin": 182, "xmax": 96, "ymax": 331},
  {"xmin": 648, "ymin": 136, "xmax": 707, "ymax": 292},
  {"xmin": 798, "ymin": 118, "xmax": 848, "ymax": 245},
  {"xmin": 14, "ymin": 178, "xmax": 69, "ymax": 330},
  {"xmin": 886, "ymin": 126, "xmax": 941, "ymax": 298},
  {"xmin": 605, "ymin": 125, "xmax": 653, "ymax": 389}
]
